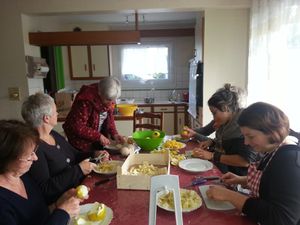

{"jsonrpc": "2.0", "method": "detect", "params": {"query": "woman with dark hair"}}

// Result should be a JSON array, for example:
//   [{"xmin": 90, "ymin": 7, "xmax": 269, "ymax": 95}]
[
  {"xmin": 206, "ymin": 102, "xmax": 300, "ymax": 225},
  {"xmin": 192, "ymin": 84, "xmax": 258, "ymax": 175},
  {"xmin": 63, "ymin": 77, "xmax": 125, "ymax": 152},
  {"xmin": 0, "ymin": 120, "xmax": 81, "ymax": 225}
]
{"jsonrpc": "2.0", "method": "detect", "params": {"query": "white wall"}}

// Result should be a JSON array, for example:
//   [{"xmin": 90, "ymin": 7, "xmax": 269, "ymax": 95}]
[
  {"xmin": 0, "ymin": 0, "xmax": 251, "ymax": 120},
  {"xmin": 203, "ymin": 8, "xmax": 249, "ymax": 125}
]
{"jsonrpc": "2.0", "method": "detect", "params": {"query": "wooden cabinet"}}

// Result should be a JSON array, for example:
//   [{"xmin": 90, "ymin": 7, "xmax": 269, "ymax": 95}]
[
  {"xmin": 153, "ymin": 105, "xmax": 175, "ymax": 135},
  {"xmin": 68, "ymin": 45, "xmax": 110, "ymax": 80}
]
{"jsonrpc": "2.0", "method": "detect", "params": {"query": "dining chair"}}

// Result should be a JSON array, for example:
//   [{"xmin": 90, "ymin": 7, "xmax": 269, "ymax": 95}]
[{"xmin": 133, "ymin": 110, "xmax": 164, "ymax": 132}]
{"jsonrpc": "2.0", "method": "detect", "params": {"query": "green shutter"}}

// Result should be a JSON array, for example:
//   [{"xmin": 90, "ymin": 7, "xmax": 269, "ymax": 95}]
[{"xmin": 54, "ymin": 46, "xmax": 65, "ymax": 90}]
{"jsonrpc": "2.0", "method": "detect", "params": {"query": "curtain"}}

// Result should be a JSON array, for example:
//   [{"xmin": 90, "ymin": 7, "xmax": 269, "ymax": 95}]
[{"xmin": 248, "ymin": 0, "xmax": 300, "ymax": 130}]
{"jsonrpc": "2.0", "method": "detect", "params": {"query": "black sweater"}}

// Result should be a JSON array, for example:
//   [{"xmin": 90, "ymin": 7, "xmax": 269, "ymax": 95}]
[
  {"xmin": 29, "ymin": 130, "xmax": 92, "ymax": 204},
  {"xmin": 242, "ymin": 145, "xmax": 300, "ymax": 225}
]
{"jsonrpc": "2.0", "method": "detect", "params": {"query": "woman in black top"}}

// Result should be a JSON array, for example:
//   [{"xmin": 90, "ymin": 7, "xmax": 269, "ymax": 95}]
[
  {"xmin": 21, "ymin": 93, "xmax": 104, "ymax": 204},
  {"xmin": 192, "ymin": 84, "xmax": 259, "ymax": 175},
  {"xmin": 0, "ymin": 120, "xmax": 81, "ymax": 225},
  {"xmin": 206, "ymin": 102, "xmax": 300, "ymax": 225}
]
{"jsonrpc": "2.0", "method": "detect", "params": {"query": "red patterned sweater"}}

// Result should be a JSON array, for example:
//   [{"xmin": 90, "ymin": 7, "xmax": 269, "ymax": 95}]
[{"xmin": 63, "ymin": 83, "xmax": 118, "ymax": 152}]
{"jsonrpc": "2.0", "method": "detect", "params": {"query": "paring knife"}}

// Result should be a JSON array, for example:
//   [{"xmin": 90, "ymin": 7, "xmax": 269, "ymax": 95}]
[{"xmin": 94, "ymin": 177, "xmax": 116, "ymax": 186}]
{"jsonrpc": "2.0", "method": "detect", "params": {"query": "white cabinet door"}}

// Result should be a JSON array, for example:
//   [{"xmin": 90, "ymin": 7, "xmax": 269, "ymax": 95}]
[
  {"xmin": 68, "ymin": 45, "xmax": 110, "ymax": 79},
  {"xmin": 90, "ymin": 45, "xmax": 110, "ymax": 77},
  {"xmin": 177, "ymin": 112, "xmax": 185, "ymax": 134},
  {"xmin": 70, "ymin": 46, "xmax": 89, "ymax": 78},
  {"xmin": 163, "ymin": 112, "xmax": 175, "ymax": 135}
]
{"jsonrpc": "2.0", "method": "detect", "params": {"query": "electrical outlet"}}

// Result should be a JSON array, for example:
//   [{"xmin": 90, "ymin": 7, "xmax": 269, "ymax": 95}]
[{"xmin": 8, "ymin": 87, "xmax": 20, "ymax": 101}]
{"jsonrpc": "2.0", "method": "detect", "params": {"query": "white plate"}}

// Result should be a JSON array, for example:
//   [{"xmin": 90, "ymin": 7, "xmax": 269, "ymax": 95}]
[
  {"xmin": 157, "ymin": 189, "xmax": 202, "ymax": 213},
  {"xmin": 69, "ymin": 203, "xmax": 113, "ymax": 225},
  {"xmin": 178, "ymin": 158, "xmax": 213, "ymax": 172},
  {"xmin": 93, "ymin": 160, "xmax": 123, "ymax": 175},
  {"xmin": 199, "ymin": 185, "xmax": 235, "ymax": 211}
]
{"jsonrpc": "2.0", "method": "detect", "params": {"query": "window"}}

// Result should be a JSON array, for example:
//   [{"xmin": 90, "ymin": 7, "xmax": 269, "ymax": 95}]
[{"xmin": 121, "ymin": 45, "xmax": 169, "ymax": 81}]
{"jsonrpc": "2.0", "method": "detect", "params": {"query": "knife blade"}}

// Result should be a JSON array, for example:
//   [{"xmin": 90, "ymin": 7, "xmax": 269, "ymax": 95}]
[{"xmin": 94, "ymin": 177, "xmax": 115, "ymax": 186}]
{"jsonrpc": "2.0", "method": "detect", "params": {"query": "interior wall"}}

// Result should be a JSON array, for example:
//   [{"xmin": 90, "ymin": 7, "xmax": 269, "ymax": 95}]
[
  {"xmin": 0, "ymin": 0, "xmax": 29, "ymax": 119},
  {"xmin": 0, "ymin": 0, "xmax": 250, "ymax": 120},
  {"xmin": 203, "ymin": 8, "xmax": 249, "ymax": 125}
]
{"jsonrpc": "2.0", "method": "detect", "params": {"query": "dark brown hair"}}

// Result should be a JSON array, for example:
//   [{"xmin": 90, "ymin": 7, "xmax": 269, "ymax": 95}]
[
  {"xmin": 238, "ymin": 102, "xmax": 290, "ymax": 144},
  {"xmin": 208, "ymin": 83, "xmax": 246, "ymax": 112},
  {"xmin": 0, "ymin": 120, "xmax": 39, "ymax": 174}
]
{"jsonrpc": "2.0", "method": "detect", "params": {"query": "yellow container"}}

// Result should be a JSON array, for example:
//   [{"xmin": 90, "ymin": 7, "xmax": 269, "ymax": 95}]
[{"xmin": 117, "ymin": 104, "xmax": 138, "ymax": 116}]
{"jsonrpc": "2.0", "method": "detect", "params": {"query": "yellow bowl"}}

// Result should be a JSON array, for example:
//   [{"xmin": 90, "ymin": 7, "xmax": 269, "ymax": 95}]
[{"xmin": 117, "ymin": 104, "xmax": 138, "ymax": 116}]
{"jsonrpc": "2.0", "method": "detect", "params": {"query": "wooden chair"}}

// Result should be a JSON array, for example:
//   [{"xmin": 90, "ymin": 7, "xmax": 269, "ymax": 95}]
[{"xmin": 133, "ymin": 110, "xmax": 164, "ymax": 132}]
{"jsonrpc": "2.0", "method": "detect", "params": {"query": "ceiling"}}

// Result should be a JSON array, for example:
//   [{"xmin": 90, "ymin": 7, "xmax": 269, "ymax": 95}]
[{"xmin": 32, "ymin": 11, "xmax": 202, "ymax": 28}]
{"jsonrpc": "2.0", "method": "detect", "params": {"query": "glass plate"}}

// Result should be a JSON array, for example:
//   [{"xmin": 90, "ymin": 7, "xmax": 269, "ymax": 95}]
[
  {"xmin": 178, "ymin": 158, "xmax": 213, "ymax": 172},
  {"xmin": 93, "ymin": 160, "xmax": 123, "ymax": 175},
  {"xmin": 69, "ymin": 203, "xmax": 113, "ymax": 225},
  {"xmin": 199, "ymin": 185, "xmax": 235, "ymax": 210},
  {"xmin": 157, "ymin": 188, "xmax": 202, "ymax": 213}
]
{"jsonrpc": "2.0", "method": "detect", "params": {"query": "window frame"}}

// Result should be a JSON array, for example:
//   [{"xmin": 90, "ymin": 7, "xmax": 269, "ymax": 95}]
[{"xmin": 114, "ymin": 39, "xmax": 175, "ymax": 90}]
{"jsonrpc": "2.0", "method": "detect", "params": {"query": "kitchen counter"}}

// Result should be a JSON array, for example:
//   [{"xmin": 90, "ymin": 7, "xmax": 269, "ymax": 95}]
[{"xmin": 57, "ymin": 101, "xmax": 188, "ymax": 122}]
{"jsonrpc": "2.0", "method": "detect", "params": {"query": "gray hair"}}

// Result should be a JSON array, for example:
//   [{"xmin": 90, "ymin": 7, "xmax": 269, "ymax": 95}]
[
  {"xmin": 98, "ymin": 77, "xmax": 121, "ymax": 100},
  {"xmin": 21, "ymin": 92, "xmax": 54, "ymax": 128}
]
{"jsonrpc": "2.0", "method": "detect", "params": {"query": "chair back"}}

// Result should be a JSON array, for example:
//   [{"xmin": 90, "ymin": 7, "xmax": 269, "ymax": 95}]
[{"xmin": 133, "ymin": 110, "xmax": 163, "ymax": 132}]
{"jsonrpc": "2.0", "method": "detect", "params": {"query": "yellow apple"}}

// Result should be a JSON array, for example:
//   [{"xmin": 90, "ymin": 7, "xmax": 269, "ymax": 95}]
[
  {"xmin": 76, "ymin": 185, "xmax": 89, "ymax": 199},
  {"xmin": 87, "ymin": 202, "xmax": 106, "ymax": 221},
  {"xmin": 152, "ymin": 131, "xmax": 161, "ymax": 138}
]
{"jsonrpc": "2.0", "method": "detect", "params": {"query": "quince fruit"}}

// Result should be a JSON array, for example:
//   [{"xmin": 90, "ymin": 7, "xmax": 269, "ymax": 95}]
[
  {"xmin": 76, "ymin": 185, "xmax": 89, "ymax": 199},
  {"xmin": 181, "ymin": 130, "xmax": 189, "ymax": 138},
  {"xmin": 87, "ymin": 202, "xmax": 106, "ymax": 221},
  {"xmin": 74, "ymin": 216, "xmax": 88, "ymax": 225},
  {"xmin": 152, "ymin": 131, "xmax": 161, "ymax": 138}
]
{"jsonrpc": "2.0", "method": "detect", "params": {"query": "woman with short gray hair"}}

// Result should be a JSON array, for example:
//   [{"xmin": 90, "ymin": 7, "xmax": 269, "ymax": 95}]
[
  {"xmin": 22, "ymin": 92, "xmax": 100, "ymax": 204},
  {"xmin": 63, "ymin": 77, "xmax": 125, "ymax": 152}
]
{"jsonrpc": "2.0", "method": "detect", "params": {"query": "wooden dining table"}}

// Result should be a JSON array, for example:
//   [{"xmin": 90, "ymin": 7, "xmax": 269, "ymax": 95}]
[{"xmin": 81, "ymin": 141, "xmax": 255, "ymax": 225}]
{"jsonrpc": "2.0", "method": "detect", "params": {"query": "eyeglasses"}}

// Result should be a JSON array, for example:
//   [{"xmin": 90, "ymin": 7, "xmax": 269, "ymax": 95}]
[{"xmin": 18, "ymin": 145, "xmax": 38, "ymax": 162}]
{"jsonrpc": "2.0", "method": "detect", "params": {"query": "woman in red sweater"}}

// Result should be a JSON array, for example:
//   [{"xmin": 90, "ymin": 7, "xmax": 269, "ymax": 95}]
[{"xmin": 63, "ymin": 77, "xmax": 125, "ymax": 152}]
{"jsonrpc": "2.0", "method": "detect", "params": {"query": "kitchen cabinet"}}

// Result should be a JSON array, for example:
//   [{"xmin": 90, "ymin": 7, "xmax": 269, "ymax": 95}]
[
  {"xmin": 153, "ymin": 105, "xmax": 175, "ymax": 135},
  {"xmin": 177, "ymin": 105, "xmax": 186, "ymax": 133},
  {"xmin": 68, "ymin": 45, "xmax": 110, "ymax": 80}
]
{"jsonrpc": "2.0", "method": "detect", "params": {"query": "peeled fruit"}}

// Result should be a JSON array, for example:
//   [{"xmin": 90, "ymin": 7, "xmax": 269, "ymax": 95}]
[
  {"xmin": 181, "ymin": 130, "xmax": 189, "ymax": 138},
  {"xmin": 76, "ymin": 185, "xmax": 89, "ymax": 199},
  {"xmin": 87, "ymin": 202, "xmax": 106, "ymax": 221},
  {"xmin": 120, "ymin": 144, "xmax": 135, "ymax": 156},
  {"xmin": 152, "ymin": 131, "xmax": 161, "ymax": 138},
  {"xmin": 75, "ymin": 216, "xmax": 88, "ymax": 225}
]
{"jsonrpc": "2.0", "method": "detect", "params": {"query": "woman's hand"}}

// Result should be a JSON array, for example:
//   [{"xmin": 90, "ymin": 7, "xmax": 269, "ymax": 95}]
[
  {"xmin": 182, "ymin": 126, "xmax": 196, "ymax": 138},
  {"xmin": 206, "ymin": 185, "xmax": 232, "ymax": 201},
  {"xmin": 193, "ymin": 148, "xmax": 213, "ymax": 160},
  {"xmin": 113, "ymin": 134, "xmax": 126, "ymax": 144},
  {"xmin": 99, "ymin": 135, "xmax": 110, "ymax": 146},
  {"xmin": 94, "ymin": 150, "xmax": 110, "ymax": 162},
  {"xmin": 221, "ymin": 172, "xmax": 243, "ymax": 185},
  {"xmin": 56, "ymin": 189, "xmax": 81, "ymax": 218},
  {"xmin": 79, "ymin": 159, "xmax": 96, "ymax": 175},
  {"xmin": 197, "ymin": 139, "xmax": 213, "ymax": 149}
]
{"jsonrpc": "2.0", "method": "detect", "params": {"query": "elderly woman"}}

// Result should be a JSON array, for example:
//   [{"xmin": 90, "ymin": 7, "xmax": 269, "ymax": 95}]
[
  {"xmin": 192, "ymin": 84, "xmax": 259, "ymax": 175},
  {"xmin": 0, "ymin": 120, "xmax": 81, "ymax": 225},
  {"xmin": 22, "ymin": 93, "xmax": 99, "ymax": 204},
  {"xmin": 206, "ymin": 102, "xmax": 300, "ymax": 225},
  {"xmin": 63, "ymin": 77, "xmax": 125, "ymax": 152}
]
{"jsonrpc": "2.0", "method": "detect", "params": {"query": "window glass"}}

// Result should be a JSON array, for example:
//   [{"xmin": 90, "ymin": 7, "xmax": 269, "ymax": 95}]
[{"xmin": 121, "ymin": 45, "xmax": 169, "ymax": 81}]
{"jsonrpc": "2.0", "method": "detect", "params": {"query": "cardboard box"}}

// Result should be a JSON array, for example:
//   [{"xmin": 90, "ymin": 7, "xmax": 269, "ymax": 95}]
[
  {"xmin": 55, "ymin": 92, "xmax": 76, "ymax": 112},
  {"xmin": 117, "ymin": 151, "xmax": 170, "ymax": 190}
]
